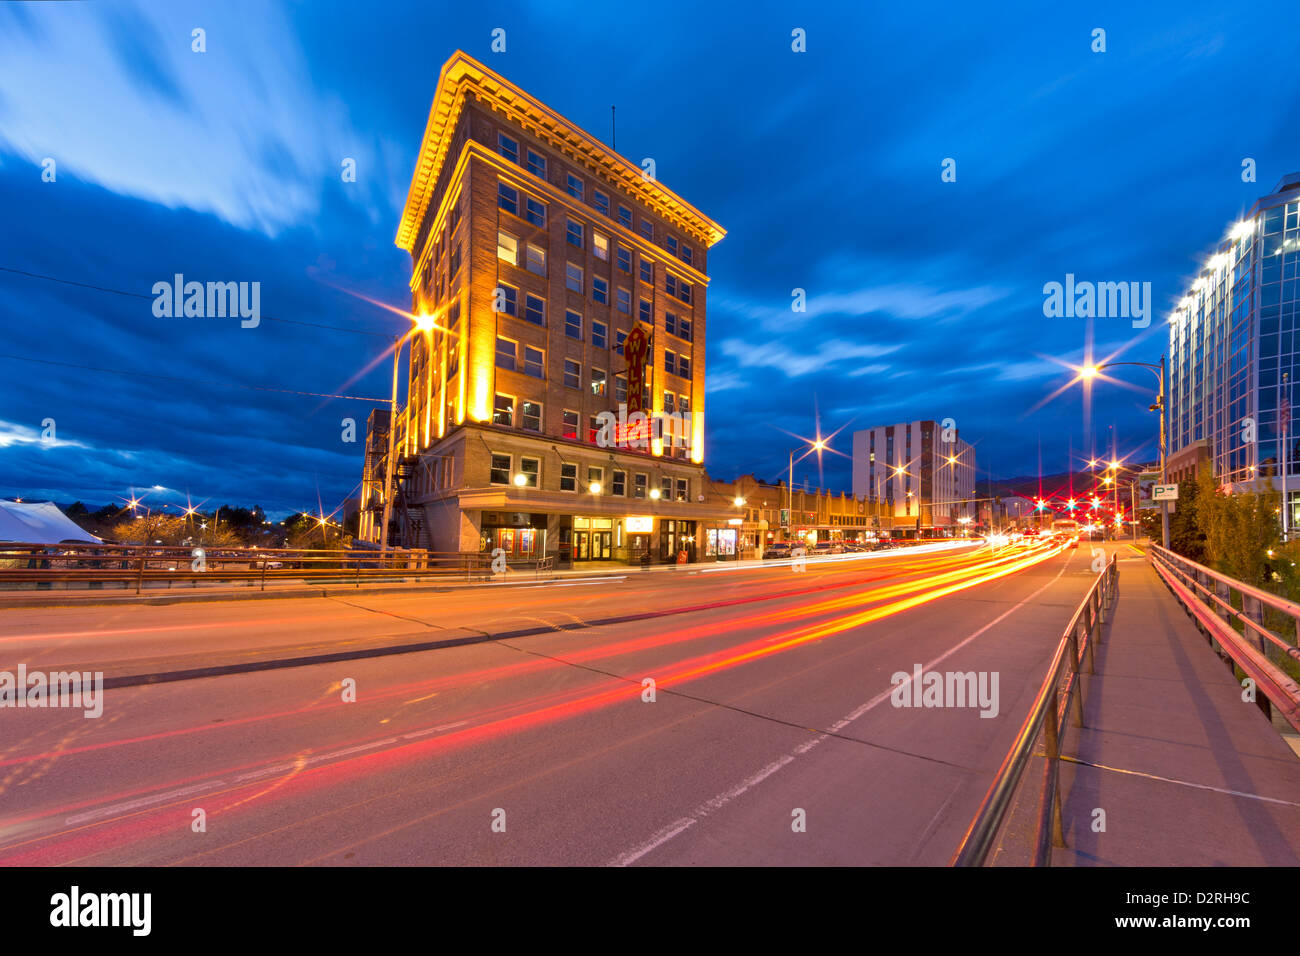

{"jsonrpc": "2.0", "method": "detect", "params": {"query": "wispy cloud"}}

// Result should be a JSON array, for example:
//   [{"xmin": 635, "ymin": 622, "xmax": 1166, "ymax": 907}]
[
  {"xmin": 716, "ymin": 338, "xmax": 900, "ymax": 377},
  {"xmin": 0, "ymin": 1, "xmax": 392, "ymax": 235}
]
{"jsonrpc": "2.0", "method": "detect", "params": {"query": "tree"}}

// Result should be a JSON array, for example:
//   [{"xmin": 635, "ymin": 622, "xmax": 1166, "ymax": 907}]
[
  {"xmin": 1196, "ymin": 464, "xmax": 1279, "ymax": 586},
  {"xmin": 112, "ymin": 514, "xmax": 187, "ymax": 545},
  {"xmin": 1139, "ymin": 475, "xmax": 1206, "ymax": 561}
]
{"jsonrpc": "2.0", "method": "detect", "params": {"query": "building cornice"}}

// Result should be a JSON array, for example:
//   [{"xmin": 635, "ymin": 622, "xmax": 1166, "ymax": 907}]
[{"xmin": 396, "ymin": 50, "xmax": 726, "ymax": 254}]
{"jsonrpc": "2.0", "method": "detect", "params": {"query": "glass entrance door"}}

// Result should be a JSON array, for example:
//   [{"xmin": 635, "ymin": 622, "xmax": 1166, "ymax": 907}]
[{"xmin": 573, "ymin": 530, "xmax": 611, "ymax": 560}]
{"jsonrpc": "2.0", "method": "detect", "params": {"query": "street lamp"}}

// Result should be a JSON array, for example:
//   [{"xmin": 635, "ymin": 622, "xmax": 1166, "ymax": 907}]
[
  {"xmin": 1080, "ymin": 359, "xmax": 1168, "ymax": 548},
  {"xmin": 380, "ymin": 311, "xmax": 447, "ymax": 556},
  {"xmin": 787, "ymin": 438, "xmax": 826, "ymax": 542}
]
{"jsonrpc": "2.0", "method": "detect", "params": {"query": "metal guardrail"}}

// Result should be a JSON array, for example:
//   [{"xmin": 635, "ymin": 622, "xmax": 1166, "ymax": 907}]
[
  {"xmin": 0, "ymin": 542, "xmax": 494, "ymax": 593},
  {"xmin": 1148, "ymin": 544, "xmax": 1300, "ymax": 732},
  {"xmin": 951, "ymin": 552, "xmax": 1118, "ymax": 867}
]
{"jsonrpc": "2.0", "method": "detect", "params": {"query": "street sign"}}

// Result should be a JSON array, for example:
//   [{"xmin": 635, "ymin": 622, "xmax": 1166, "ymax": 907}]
[
  {"xmin": 1153, "ymin": 484, "xmax": 1179, "ymax": 501},
  {"xmin": 780, "ymin": 508, "xmax": 790, "ymax": 529},
  {"xmin": 1137, "ymin": 472, "xmax": 1160, "ymax": 509}
]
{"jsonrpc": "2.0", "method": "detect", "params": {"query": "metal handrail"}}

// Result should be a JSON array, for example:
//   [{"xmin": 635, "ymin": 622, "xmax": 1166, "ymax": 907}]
[
  {"xmin": 951, "ymin": 553, "xmax": 1118, "ymax": 867},
  {"xmin": 1148, "ymin": 545, "xmax": 1300, "ymax": 732},
  {"xmin": 0, "ymin": 542, "xmax": 493, "ymax": 593}
]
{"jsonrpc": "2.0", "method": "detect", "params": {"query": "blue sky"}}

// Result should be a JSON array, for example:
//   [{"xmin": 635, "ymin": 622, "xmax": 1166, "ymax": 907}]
[{"xmin": 1, "ymin": 0, "xmax": 1297, "ymax": 517}]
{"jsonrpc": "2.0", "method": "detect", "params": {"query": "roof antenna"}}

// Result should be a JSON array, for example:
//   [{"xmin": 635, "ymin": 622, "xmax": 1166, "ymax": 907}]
[{"xmin": 611, "ymin": 105, "xmax": 616, "ymax": 152}]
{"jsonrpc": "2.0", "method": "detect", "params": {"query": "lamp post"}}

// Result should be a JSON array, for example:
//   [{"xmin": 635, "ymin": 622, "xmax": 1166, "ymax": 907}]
[
  {"xmin": 787, "ymin": 438, "xmax": 825, "ymax": 543},
  {"xmin": 379, "ymin": 313, "xmax": 444, "ymax": 558},
  {"xmin": 1080, "ymin": 359, "xmax": 1168, "ymax": 548}
]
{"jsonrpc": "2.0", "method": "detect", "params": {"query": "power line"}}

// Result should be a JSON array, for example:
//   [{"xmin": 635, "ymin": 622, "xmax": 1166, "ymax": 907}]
[
  {"xmin": 0, "ymin": 265, "xmax": 395, "ymax": 338},
  {"xmin": 0, "ymin": 351, "xmax": 390, "ymax": 403}
]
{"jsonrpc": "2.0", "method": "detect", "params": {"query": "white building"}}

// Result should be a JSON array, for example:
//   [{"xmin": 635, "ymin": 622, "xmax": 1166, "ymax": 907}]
[{"xmin": 851, "ymin": 420, "xmax": 976, "ymax": 527}]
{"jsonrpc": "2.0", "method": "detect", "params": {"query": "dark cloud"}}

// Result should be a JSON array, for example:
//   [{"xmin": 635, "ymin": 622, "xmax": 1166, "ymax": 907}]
[{"xmin": 2, "ymin": 0, "xmax": 1298, "ymax": 514}]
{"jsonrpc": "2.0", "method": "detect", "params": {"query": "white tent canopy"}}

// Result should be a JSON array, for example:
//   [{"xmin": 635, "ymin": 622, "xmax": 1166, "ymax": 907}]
[{"xmin": 0, "ymin": 501, "xmax": 101, "ymax": 544}]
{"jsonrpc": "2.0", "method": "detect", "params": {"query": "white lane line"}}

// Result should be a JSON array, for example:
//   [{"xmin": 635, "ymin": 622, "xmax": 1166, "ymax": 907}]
[
  {"xmin": 515, "ymin": 578, "xmax": 627, "ymax": 589},
  {"xmin": 607, "ymin": 554, "xmax": 1074, "ymax": 866},
  {"xmin": 63, "ymin": 721, "xmax": 473, "ymax": 826},
  {"xmin": 65, "ymin": 781, "xmax": 227, "ymax": 825},
  {"xmin": 403, "ymin": 720, "xmax": 468, "ymax": 739},
  {"xmin": 697, "ymin": 542, "xmax": 969, "ymax": 574}
]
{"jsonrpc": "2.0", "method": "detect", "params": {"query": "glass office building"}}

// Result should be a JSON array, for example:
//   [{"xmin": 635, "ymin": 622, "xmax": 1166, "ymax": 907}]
[{"xmin": 1168, "ymin": 173, "xmax": 1300, "ymax": 517}]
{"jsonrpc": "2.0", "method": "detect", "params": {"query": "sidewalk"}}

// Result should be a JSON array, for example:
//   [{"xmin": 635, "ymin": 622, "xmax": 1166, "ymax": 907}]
[{"xmin": 1054, "ymin": 548, "xmax": 1300, "ymax": 865}]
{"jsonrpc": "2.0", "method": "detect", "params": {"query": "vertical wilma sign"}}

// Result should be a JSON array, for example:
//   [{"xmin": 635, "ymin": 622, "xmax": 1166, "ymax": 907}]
[{"xmin": 624, "ymin": 325, "xmax": 649, "ymax": 413}]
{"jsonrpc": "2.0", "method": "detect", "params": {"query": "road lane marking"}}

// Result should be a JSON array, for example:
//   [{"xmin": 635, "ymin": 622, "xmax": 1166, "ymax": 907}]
[
  {"xmin": 608, "ymin": 555, "xmax": 1075, "ymax": 866},
  {"xmin": 65, "ymin": 781, "xmax": 227, "ymax": 826},
  {"xmin": 57, "ymin": 723, "xmax": 471, "ymax": 830}
]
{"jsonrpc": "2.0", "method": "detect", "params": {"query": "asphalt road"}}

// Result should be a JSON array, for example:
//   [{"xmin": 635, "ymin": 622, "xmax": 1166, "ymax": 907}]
[{"xmin": 0, "ymin": 538, "xmax": 1100, "ymax": 865}]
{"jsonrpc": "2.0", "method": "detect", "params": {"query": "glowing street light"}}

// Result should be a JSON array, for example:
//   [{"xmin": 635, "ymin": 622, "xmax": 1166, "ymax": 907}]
[{"xmin": 513, "ymin": 473, "xmax": 528, "ymax": 487}]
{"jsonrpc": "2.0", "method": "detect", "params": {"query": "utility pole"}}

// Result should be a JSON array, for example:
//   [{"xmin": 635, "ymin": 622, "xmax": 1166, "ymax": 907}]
[
  {"xmin": 379, "ymin": 334, "xmax": 400, "ymax": 559},
  {"xmin": 1282, "ymin": 371, "xmax": 1290, "ymax": 542},
  {"xmin": 1159, "ymin": 354, "xmax": 1170, "ymax": 550}
]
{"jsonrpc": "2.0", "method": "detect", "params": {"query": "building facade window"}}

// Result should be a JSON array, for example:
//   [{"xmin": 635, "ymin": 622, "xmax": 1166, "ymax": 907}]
[
  {"xmin": 498, "ymin": 231, "xmax": 518, "ymax": 265},
  {"xmin": 524, "ymin": 293, "xmax": 545, "ymax": 326},
  {"xmin": 525, "ymin": 197, "xmax": 546, "ymax": 227},
  {"xmin": 498, "ymin": 133, "xmax": 519, "ymax": 164},
  {"xmin": 592, "ymin": 319, "xmax": 608, "ymax": 349},
  {"xmin": 526, "ymin": 149, "xmax": 546, "ymax": 177},
  {"xmin": 521, "ymin": 401, "xmax": 541, "ymax": 432},
  {"xmin": 523, "ymin": 345, "xmax": 544, "ymax": 379},
  {"xmin": 563, "ymin": 358, "xmax": 580, "ymax": 389},
  {"xmin": 566, "ymin": 174, "xmax": 583, "ymax": 199},
  {"xmin": 495, "ymin": 283, "xmax": 517, "ymax": 316},
  {"xmin": 526, "ymin": 243, "xmax": 546, "ymax": 275},
  {"xmin": 566, "ymin": 262, "xmax": 583, "ymax": 293},
  {"xmin": 497, "ymin": 182, "xmax": 518, "ymax": 216},
  {"xmin": 490, "ymin": 453, "xmax": 511, "ymax": 485},
  {"xmin": 560, "ymin": 462, "xmax": 577, "ymax": 491},
  {"xmin": 565, "ymin": 309, "xmax": 582, "ymax": 339},
  {"xmin": 518, "ymin": 456, "xmax": 540, "ymax": 487},
  {"xmin": 493, "ymin": 394, "xmax": 513, "ymax": 426},
  {"xmin": 495, "ymin": 336, "xmax": 516, "ymax": 371}
]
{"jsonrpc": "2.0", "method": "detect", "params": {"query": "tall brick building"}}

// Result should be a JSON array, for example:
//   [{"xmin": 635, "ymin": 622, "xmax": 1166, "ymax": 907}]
[{"xmin": 359, "ymin": 50, "xmax": 729, "ymax": 563}]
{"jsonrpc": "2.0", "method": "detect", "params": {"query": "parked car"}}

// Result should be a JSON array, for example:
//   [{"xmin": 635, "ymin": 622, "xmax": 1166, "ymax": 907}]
[
  {"xmin": 811, "ymin": 541, "xmax": 844, "ymax": 555},
  {"xmin": 763, "ymin": 542, "xmax": 793, "ymax": 560}
]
